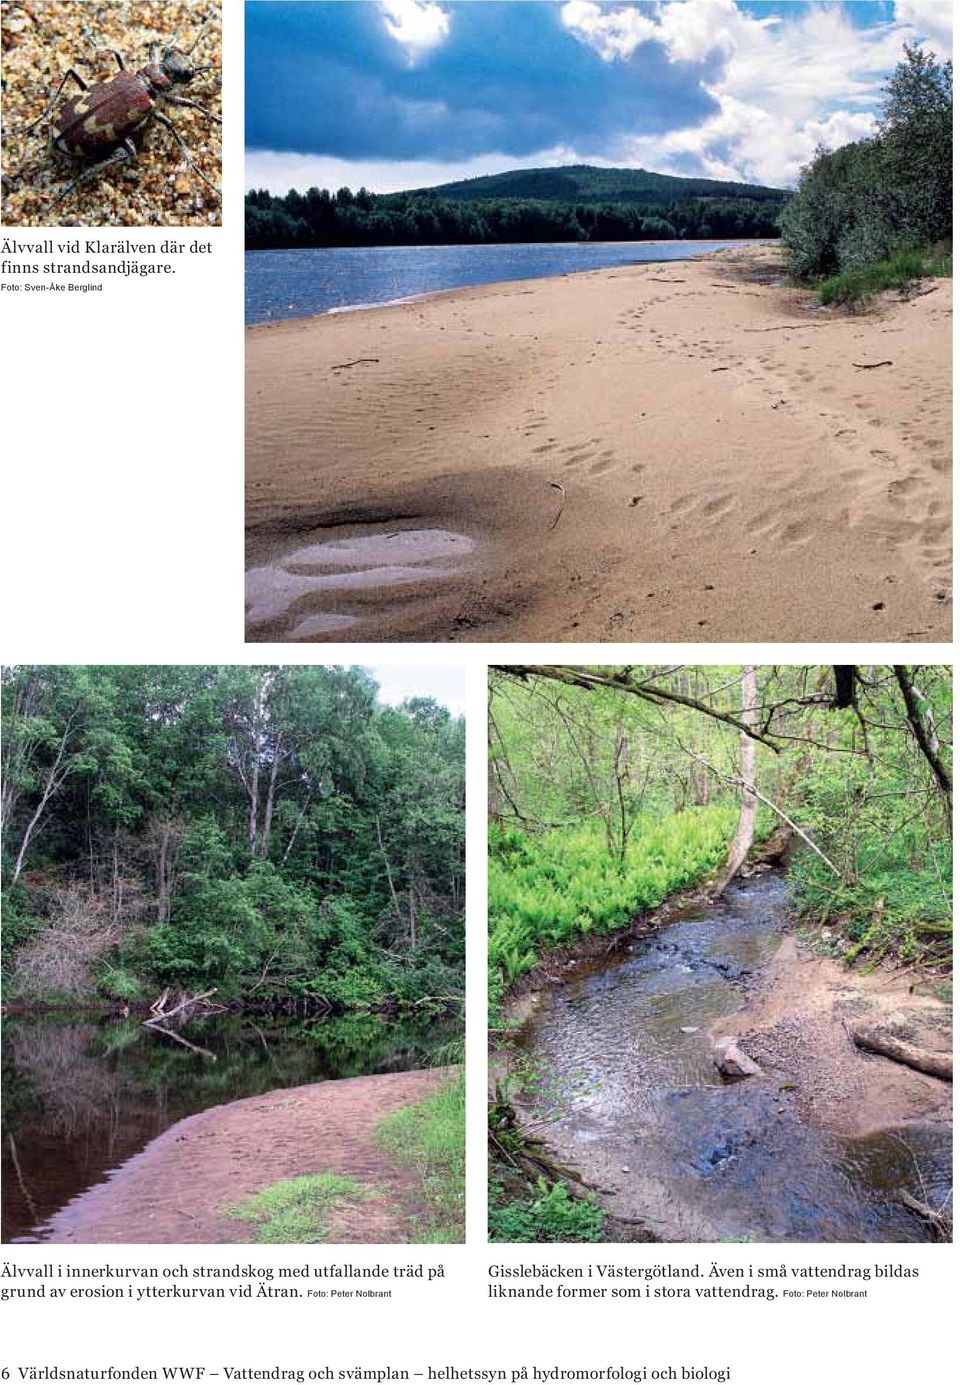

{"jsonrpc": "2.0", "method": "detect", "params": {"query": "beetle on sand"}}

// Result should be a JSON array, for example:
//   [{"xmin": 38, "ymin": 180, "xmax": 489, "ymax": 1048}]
[{"xmin": 15, "ymin": 15, "xmax": 220, "ymax": 206}]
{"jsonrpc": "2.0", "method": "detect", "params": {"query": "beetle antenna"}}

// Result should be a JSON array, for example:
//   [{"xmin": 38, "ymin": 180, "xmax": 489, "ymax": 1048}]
[{"xmin": 184, "ymin": 17, "xmax": 211, "ymax": 55}]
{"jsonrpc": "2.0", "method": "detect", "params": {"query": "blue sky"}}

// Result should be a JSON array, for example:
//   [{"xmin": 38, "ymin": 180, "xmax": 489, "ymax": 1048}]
[{"xmin": 246, "ymin": 1, "xmax": 952, "ymax": 192}]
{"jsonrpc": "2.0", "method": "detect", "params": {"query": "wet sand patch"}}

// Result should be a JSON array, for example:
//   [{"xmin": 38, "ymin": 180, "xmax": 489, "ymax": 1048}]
[{"xmin": 246, "ymin": 526, "xmax": 475, "ymax": 641}]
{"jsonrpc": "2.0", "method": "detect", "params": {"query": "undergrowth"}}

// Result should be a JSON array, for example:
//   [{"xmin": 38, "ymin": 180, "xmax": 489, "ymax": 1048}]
[
  {"xmin": 377, "ymin": 1069, "xmax": 465, "ymax": 1242},
  {"xmin": 489, "ymin": 1177, "xmax": 605, "ymax": 1243},
  {"xmin": 819, "ymin": 247, "xmax": 952, "ymax": 305},
  {"xmin": 488, "ymin": 807, "xmax": 738, "ymax": 1011}
]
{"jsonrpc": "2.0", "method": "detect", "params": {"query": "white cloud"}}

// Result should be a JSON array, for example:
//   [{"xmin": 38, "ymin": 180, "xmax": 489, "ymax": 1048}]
[
  {"xmin": 245, "ymin": 147, "xmax": 586, "ymax": 196},
  {"xmin": 379, "ymin": 1, "xmax": 450, "ymax": 61},
  {"xmin": 894, "ymin": 1, "xmax": 953, "ymax": 57},
  {"xmin": 562, "ymin": 0, "xmax": 954, "ymax": 185},
  {"xmin": 559, "ymin": 2, "xmax": 659, "ymax": 62}
]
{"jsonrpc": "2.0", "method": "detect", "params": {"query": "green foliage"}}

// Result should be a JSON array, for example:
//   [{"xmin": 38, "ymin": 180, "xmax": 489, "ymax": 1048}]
[
  {"xmin": 2, "ymin": 666, "xmax": 465, "ymax": 1012},
  {"xmin": 377, "ymin": 1071, "xmax": 465, "ymax": 1242},
  {"xmin": 226, "ymin": 1173, "xmax": 373, "ymax": 1244},
  {"xmin": 782, "ymin": 45, "xmax": 952, "ymax": 285},
  {"xmin": 489, "ymin": 808, "xmax": 736, "ymax": 989},
  {"xmin": 488, "ymin": 665, "xmax": 951, "ymax": 983},
  {"xmin": 489, "ymin": 1179, "xmax": 605, "ymax": 1243},
  {"xmin": 245, "ymin": 162, "xmax": 786, "ymax": 250},
  {"xmin": 818, "ymin": 247, "xmax": 952, "ymax": 305},
  {"xmin": 94, "ymin": 964, "xmax": 144, "ymax": 1004},
  {"xmin": 786, "ymin": 736, "xmax": 951, "ymax": 965}
]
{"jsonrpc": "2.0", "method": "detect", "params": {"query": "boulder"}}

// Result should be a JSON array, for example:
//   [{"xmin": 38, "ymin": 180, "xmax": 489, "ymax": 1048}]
[{"xmin": 713, "ymin": 1036, "xmax": 763, "ymax": 1080}]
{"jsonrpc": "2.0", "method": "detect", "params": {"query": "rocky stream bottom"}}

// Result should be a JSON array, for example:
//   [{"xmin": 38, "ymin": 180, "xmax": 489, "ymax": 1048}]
[{"xmin": 511, "ymin": 874, "xmax": 951, "ymax": 1243}]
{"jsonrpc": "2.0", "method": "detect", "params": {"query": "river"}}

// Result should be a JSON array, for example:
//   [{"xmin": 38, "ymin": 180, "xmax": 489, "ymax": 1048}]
[
  {"xmin": 512, "ymin": 875, "xmax": 951, "ymax": 1243},
  {"xmin": 245, "ymin": 239, "xmax": 755, "ymax": 325},
  {"xmin": 1, "ymin": 1010, "xmax": 456, "ymax": 1243}
]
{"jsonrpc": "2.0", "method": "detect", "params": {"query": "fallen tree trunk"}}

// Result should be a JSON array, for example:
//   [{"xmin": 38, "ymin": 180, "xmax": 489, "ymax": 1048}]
[
  {"xmin": 851, "ymin": 1024, "xmax": 952, "ymax": 1081},
  {"xmin": 900, "ymin": 1191, "xmax": 952, "ymax": 1239},
  {"xmin": 143, "ymin": 988, "xmax": 224, "ymax": 1027}
]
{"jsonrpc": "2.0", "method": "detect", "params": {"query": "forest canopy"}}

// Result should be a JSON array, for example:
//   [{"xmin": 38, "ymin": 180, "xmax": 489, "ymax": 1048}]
[
  {"xmin": 488, "ymin": 665, "xmax": 951, "ymax": 1009},
  {"xmin": 1, "ymin": 666, "xmax": 465, "ymax": 1013}
]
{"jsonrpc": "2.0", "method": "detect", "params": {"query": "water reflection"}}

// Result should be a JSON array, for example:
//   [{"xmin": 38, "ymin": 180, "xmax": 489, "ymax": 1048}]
[{"xmin": 2, "ymin": 1011, "xmax": 455, "ymax": 1242}]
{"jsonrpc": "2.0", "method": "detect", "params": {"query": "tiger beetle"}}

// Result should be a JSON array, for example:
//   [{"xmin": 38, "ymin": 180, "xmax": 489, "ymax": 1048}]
[{"xmin": 16, "ymin": 16, "xmax": 221, "ymax": 206}]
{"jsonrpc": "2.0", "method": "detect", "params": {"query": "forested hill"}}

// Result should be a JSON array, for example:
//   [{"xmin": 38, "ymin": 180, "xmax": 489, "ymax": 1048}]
[
  {"xmin": 421, "ymin": 163, "xmax": 787, "ymax": 207},
  {"xmin": 245, "ymin": 162, "xmax": 787, "ymax": 250},
  {"xmin": 1, "ymin": 666, "xmax": 465, "ymax": 1014}
]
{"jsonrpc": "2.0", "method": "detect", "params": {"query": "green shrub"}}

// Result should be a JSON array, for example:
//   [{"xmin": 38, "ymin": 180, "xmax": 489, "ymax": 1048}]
[
  {"xmin": 95, "ymin": 964, "xmax": 144, "ymax": 1003},
  {"xmin": 782, "ymin": 45, "xmax": 951, "ymax": 283},
  {"xmin": 819, "ymin": 247, "xmax": 951, "ymax": 305},
  {"xmin": 489, "ymin": 1180, "xmax": 604, "ymax": 1243}
]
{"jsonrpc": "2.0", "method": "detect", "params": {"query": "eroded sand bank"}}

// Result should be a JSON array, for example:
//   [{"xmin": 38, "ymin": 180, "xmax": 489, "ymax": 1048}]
[
  {"xmin": 42, "ymin": 1068, "xmax": 450, "ymax": 1244},
  {"xmin": 246, "ymin": 245, "xmax": 951, "ymax": 642}
]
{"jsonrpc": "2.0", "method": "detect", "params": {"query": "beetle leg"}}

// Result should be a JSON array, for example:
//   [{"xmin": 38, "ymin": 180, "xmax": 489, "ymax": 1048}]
[
  {"xmin": 152, "ymin": 110, "xmax": 220, "ymax": 197},
  {"xmin": 164, "ymin": 94, "xmax": 221, "ymax": 125},
  {"xmin": 20, "ymin": 68, "xmax": 88, "ymax": 136},
  {"xmin": 53, "ymin": 140, "xmax": 137, "ymax": 205}
]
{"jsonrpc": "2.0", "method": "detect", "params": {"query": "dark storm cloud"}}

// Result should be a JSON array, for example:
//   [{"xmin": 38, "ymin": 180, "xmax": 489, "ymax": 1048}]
[{"xmin": 244, "ymin": 1, "xmax": 721, "ymax": 161}]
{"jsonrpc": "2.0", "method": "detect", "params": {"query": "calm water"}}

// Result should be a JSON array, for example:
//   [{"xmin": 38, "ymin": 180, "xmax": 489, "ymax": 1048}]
[
  {"xmin": 245, "ymin": 240, "xmax": 750, "ymax": 325},
  {"xmin": 2, "ymin": 1010, "xmax": 456, "ymax": 1242},
  {"xmin": 515, "ymin": 875, "xmax": 951, "ymax": 1243}
]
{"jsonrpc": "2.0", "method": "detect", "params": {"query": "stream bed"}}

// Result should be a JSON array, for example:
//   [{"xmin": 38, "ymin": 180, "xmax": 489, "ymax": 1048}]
[
  {"xmin": 2, "ymin": 1010, "xmax": 455, "ymax": 1243},
  {"xmin": 513, "ymin": 875, "xmax": 950, "ymax": 1242}
]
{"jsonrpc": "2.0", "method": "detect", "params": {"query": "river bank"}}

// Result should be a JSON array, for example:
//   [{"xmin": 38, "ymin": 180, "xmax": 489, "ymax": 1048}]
[
  {"xmin": 502, "ymin": 875, "xmax": 952, "ymax": 1243},
  {"xmin": 246, "ymin": 243, "xmax": 951, "ymax": 643},
  {"xmin": 2, "ymin": 1011, "xmax": 457, "ymax": 1243},
  {"xmin": 34, "ymin": 1067, "xmax": 452, "ymax": 1244}
]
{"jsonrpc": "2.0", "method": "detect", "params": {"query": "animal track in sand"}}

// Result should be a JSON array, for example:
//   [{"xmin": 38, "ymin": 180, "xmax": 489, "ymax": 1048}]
[
  {"xmin": 588, "ymin": 452, "xmax": 619, "ymax": 476},
  {"xmin": 887, "ymin": 475, "xmax": 923, "ymax": 501},
  {"xmin": 701, "ymin": 493, "xmax": 736, "ymax": 519}
]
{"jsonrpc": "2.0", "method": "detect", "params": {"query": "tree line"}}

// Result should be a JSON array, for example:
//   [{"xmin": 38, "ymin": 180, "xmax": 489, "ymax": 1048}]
[
  {"xmin": 245, "ymin": 186, "xmax": 783, "ymax": 251},
  {"xmin": 1, "ymin": 666, "xmax": 465, "ymax": 1013},
  {"xmin": 782, "ymin": 44, "xmax": 952, "ymax": 281}
]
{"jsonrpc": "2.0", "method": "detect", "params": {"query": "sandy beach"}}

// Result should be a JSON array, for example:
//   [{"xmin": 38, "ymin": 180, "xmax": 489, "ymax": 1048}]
[
  {"xmin": 42, "ymin": 1068, "xmax": 449, "ymax": 1244},
  {"xmin": 245, "ymin": 245, "xmax": 951, "ymax": 642}
]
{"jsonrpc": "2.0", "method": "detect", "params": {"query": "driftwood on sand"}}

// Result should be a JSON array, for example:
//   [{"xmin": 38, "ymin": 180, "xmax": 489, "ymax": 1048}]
[{"xmin": 851, "ymin": 1023, "xmax": 952, "ymax": 1081}]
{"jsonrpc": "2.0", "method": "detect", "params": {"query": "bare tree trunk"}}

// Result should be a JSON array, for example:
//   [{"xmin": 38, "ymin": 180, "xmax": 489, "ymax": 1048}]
[
  {"xmin": 247, "ymin": 753, "xmax": 260, "ymax": 854},
  {"xmin": 894, "ymin": 666, "xmax": 952, "ymax": 816},
  {"xmin": 154, "ymin": 819, "xmax": 181, "ymax": 925},
  {"xmin": 281, "ymin": 789, "xmax": 314, "ymax": 866},
  {"xmin": 711, "ymin": 666, "xmax": 758, "ymax": 899},
  {"xmin": 259, "ymin": 736, "xmax": 283, "ymax": 860},
  {"xmin": 376, "ymin": 816, "xmax": 404, "ymax": 926},
  {"xmin": 11, "ymin": 715, "xmax": 77, "ymax": 884}
]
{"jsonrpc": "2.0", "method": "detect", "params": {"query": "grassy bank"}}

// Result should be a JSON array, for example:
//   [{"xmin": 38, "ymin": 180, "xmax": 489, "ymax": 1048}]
[
  {"xmin": 488, "ymin": 807, "xmax": 738, "ymax": 1010},
  {"xmin": 818, "ymin": 247, "xmax": 952, "ymax": 305},
  {"xmin": 377, "ymin": 1070, "xmax": 465, "ymax": 1242},
  {"xmin": 227, "ymin": 1173, "xmax": 371, "ymax": 1243}
]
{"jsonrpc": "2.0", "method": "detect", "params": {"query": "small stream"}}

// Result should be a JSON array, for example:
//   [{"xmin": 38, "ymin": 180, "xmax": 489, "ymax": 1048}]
[
  {"xmin": 2, "ymin": 1011, "xmax": 455, "ymax": 1243},
  {"xmin": 513, "ymin": 875, "xmax": 950, "ymax": 1243}
]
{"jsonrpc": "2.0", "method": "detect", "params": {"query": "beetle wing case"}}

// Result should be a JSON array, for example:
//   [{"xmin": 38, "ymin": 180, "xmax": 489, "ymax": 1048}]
[{"xmin": 53, "ymin": 73, "xmax": 153, "ymax": 155}]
